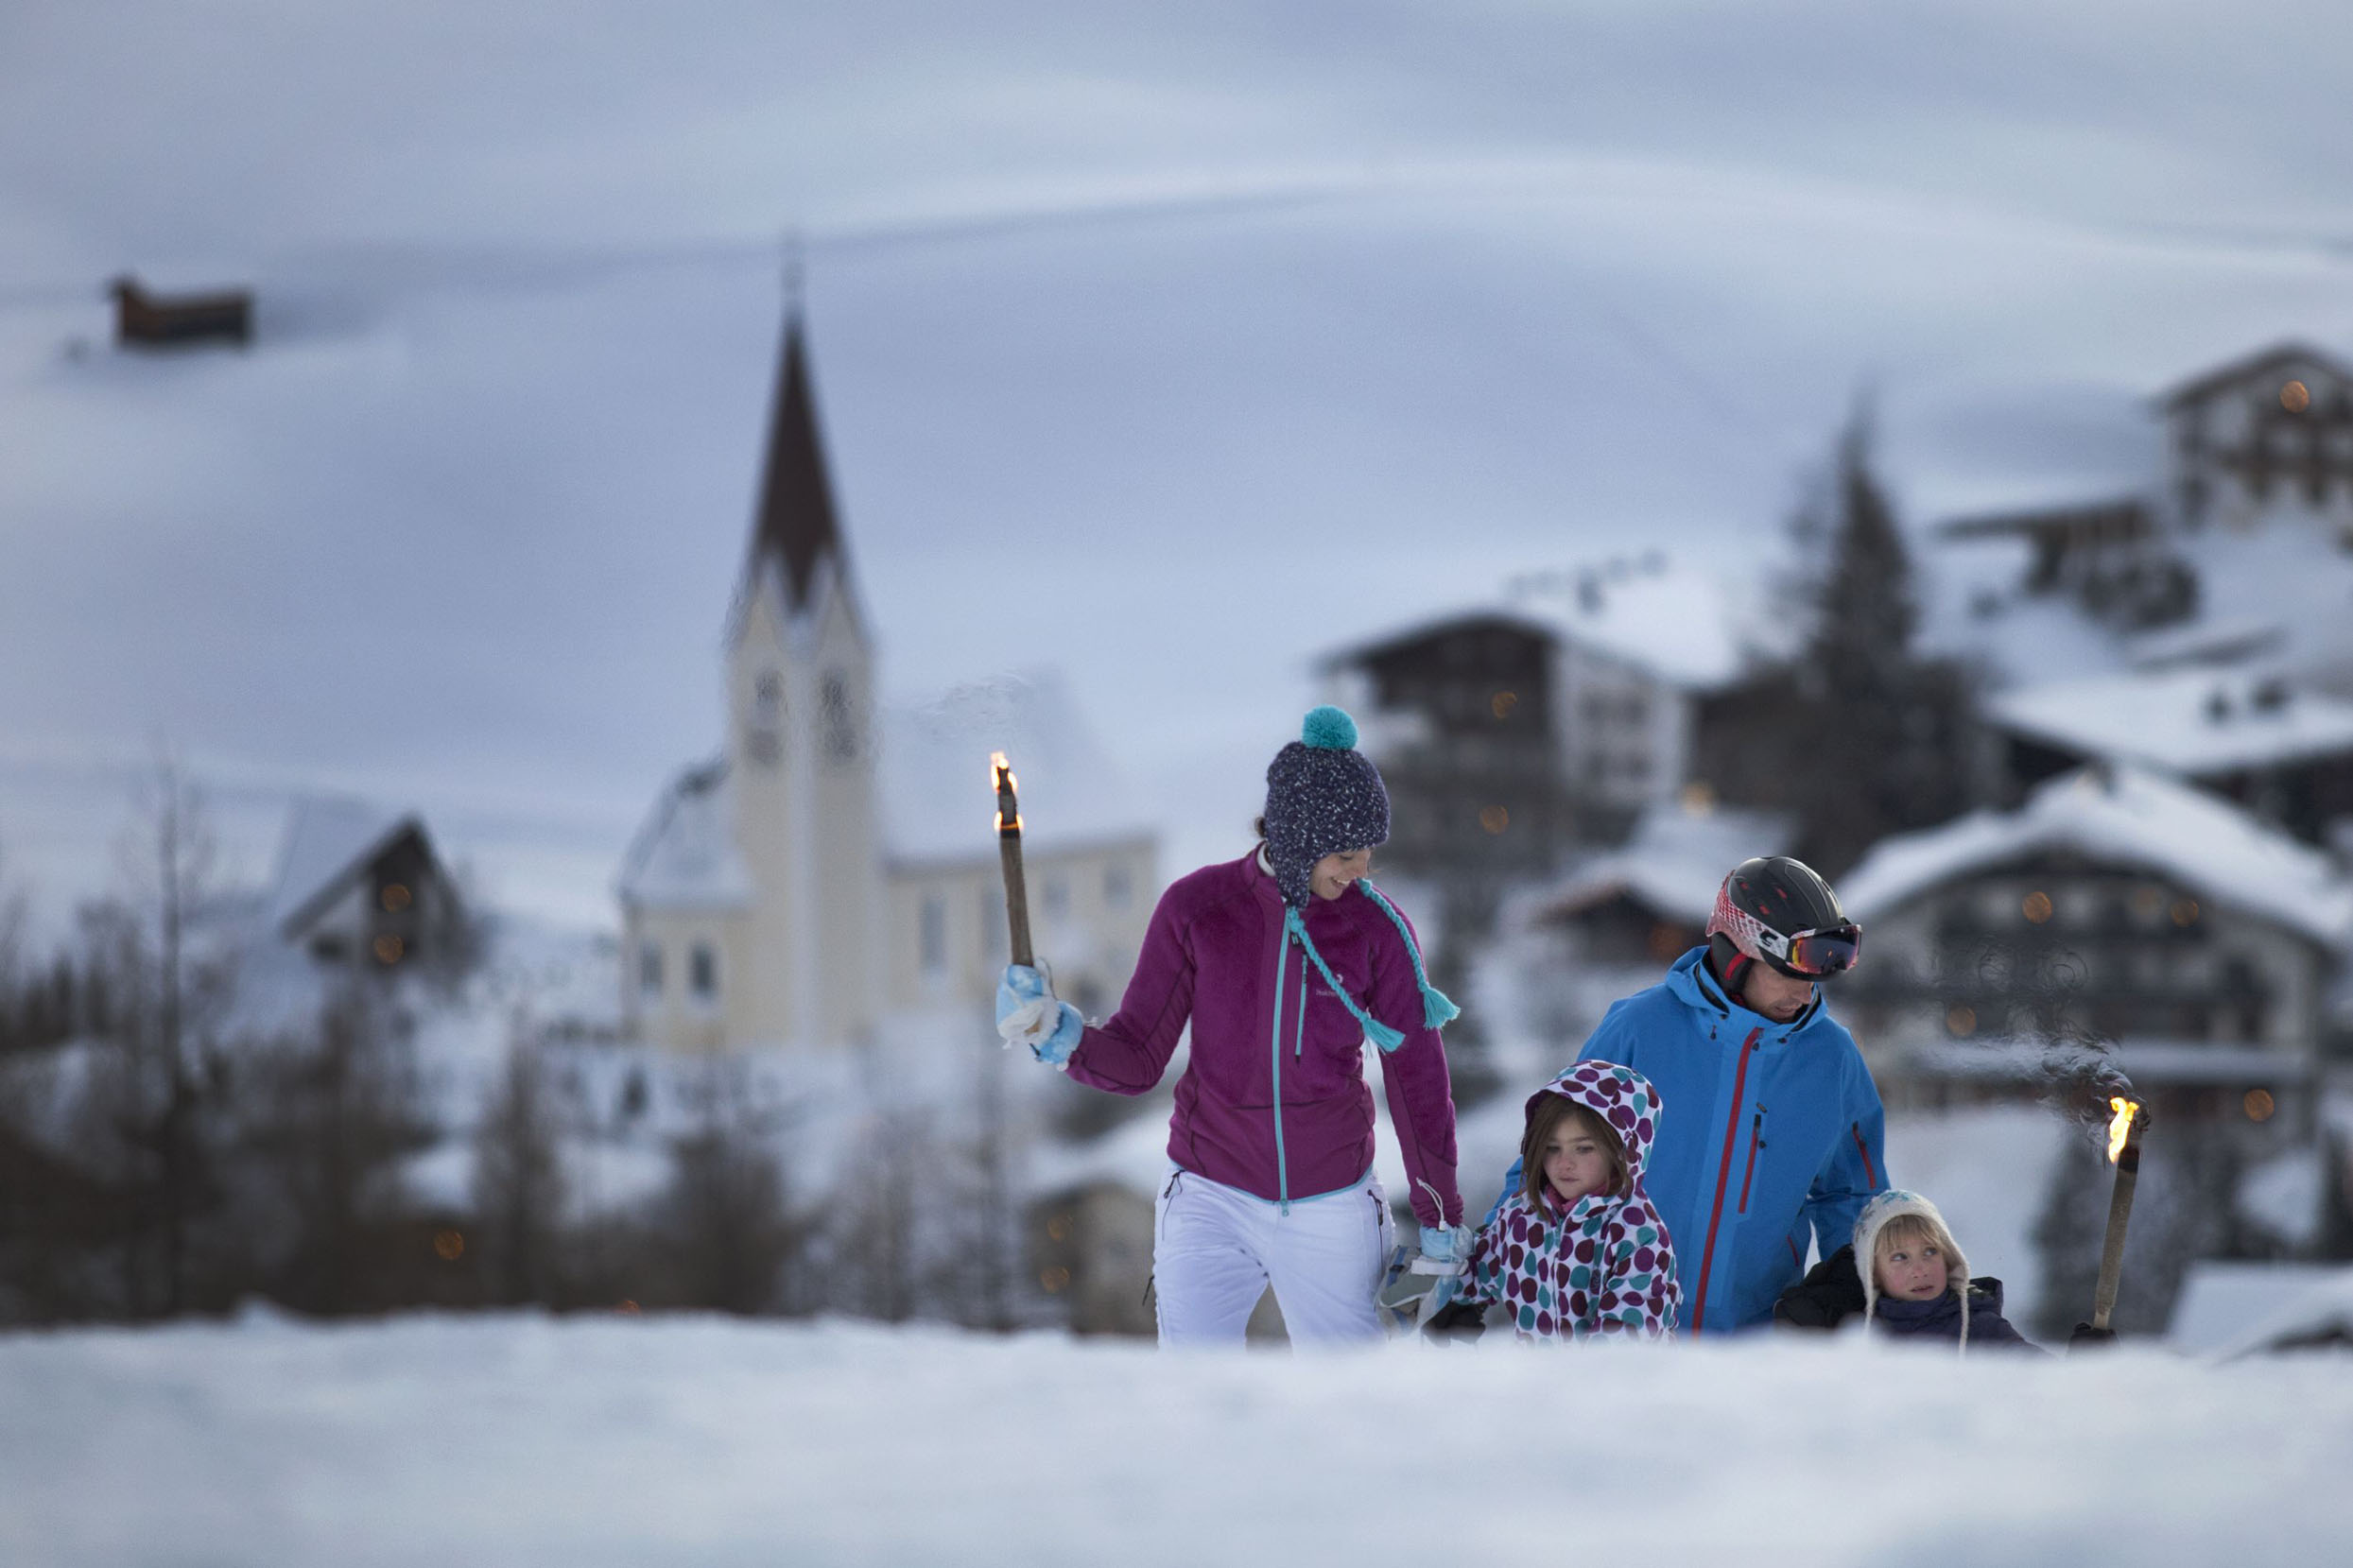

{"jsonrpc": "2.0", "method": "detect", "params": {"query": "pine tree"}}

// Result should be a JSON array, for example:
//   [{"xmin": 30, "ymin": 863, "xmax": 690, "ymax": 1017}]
[{"xmin": 1732, "ymin": 411, "xmax": 1980, "ymax": 876}]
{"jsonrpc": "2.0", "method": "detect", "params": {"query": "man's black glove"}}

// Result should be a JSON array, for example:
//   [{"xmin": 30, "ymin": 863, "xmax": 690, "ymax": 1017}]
[
  {"xmin": 1773, "ymin": 1243, "xmax": 1866, "ymax": 1331},
  {"xmin": 2068, "ymin": 1322, "xmax": 2117, "ymax": 1353}
]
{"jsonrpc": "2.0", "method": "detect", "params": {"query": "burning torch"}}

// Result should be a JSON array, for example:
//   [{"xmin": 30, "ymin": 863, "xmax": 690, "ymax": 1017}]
[
  {"xmin": 2087, "ymin": 1094, "xmax": 2150, "ymax": 1335},
  {"xmin": 991, "ymin": 751, "xmax": 1034, "ymax": 969}
]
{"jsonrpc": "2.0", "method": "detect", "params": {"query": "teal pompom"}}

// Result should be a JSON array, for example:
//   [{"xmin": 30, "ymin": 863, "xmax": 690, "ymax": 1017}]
[{"xmin": 1301, "ymin": 705, "xmax": 1358, "ymax": 750}]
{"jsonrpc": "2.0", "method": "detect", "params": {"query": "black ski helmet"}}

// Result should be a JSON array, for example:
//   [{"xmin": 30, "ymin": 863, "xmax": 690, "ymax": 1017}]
[{"xmin": 1706, "ymin": 855, "xmax": 1861, "ymax": 987}]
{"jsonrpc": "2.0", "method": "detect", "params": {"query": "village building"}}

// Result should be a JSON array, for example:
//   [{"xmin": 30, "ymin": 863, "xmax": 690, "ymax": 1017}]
[
  {"xmin": 1529, "ymin": 801, "xmax": 1792, "ymax": 974},
  {"xmin": 1317, "ymin": 609, "xmax": 1572, "ymax": 886},
  {"xmin": 109, "ymin": 274, "xmax": 253, "ymax": 350},
  {"xmin": 2162, "ymin": 343, "xmax": 2353, "ymax": 541},
  {"xmin": 266, "ymin": 798, "xmax": 466, "ymax": 977},
  {"xmin": 1985, "ymin": 666, "xmax": 2353, "ymax": 848},
  {"xmin": 1927, "ymin": 338, "xmax": 2353, "ymax": 874},
  {"xmin": 1319, "ymin": 554, "xmax": 1768, "ymax": 861},
  {"xmin": 1488, "ymin": 799, "xmax": 1792, "ymax": 1060},
  {"xmin": 616, "ymin": 313, "xmax": 1155, "ymax": 1052},
  {"xmin": 1932, "ymin": 342, "xmax": 2353, "ymax": 688},
  {"xmin": 1837, "ymin": 763, "xmax": 2353, "ymax": 1140}
]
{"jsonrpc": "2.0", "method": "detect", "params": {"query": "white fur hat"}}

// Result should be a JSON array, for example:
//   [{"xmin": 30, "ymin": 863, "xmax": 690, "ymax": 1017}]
[{"xmin": 1852, "ymin": 1189, "xmax": 1972, "ymax": 1353}]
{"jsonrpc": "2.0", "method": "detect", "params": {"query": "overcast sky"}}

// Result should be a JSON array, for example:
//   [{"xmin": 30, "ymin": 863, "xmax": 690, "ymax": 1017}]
[{"xmin": 2, "ymin": 1, "xmax": 2349, "ymax": 934}]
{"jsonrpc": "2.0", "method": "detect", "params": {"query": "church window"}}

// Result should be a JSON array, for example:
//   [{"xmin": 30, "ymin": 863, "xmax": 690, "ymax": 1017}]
[
  {"xmin": 749, "ymin": 671, "xmax": 783, "ymax": 767},
  {"xmin": 689, "ymin": 941, "xmax": 719, "ymax": 1002},
  {"xmin": 821, "ymin": 670, "xmax": 856, "ymax": 765},
  {"xmin": 639, "ymin": 941, "xmax": 664, "ymax": 996},
  {"xmin": 1104, "ymin": 864, "xmax": 1132, "ymax": 910},
  {"xmin": 920, "ymin": 895, "xmax": 947, "ymax": 975},
  {"xmin": 1044, "ymin": 875, "xmax": 1069, "ymax": 920}
]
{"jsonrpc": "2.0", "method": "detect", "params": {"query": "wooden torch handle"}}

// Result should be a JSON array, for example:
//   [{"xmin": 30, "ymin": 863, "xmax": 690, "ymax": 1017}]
[
  {"xmin": 999, "ymin": 829, "xmax": 1034, "ymax": 970},
  {"xmin": 2090, "ymin": 1117, "xmax": 2145, "ymax": 1332},
  {"xmin": 993, "ymin": 756, "xmax": 1034, "ymax": 970}
]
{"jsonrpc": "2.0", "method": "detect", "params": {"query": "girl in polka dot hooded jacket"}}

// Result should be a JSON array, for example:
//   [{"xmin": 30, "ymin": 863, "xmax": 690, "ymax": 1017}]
[{"xmin": 1450, "ymin": 1061, "xmax": 1681, "ymax": 1340}]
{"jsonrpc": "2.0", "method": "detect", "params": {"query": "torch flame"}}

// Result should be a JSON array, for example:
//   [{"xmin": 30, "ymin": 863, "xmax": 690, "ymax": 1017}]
[
  {"xmin": 991, "ymin": 751, "xmax": 1021, "ymax": 833},
  {"xmin": 2105, "ymin": 1096, "xmax": 2137, "ymax": 1163}
]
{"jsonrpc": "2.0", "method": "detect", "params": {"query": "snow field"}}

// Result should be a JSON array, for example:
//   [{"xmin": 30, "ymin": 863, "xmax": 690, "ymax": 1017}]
[{"xmin": 4, "ymin": 1314, "xmax": 2348, "ymax": 1566}]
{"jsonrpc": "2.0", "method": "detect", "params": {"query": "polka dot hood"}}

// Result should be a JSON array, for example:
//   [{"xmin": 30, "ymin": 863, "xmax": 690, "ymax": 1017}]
[{"xmin": 1455, "ymin": 1061, "xmax": 1682, "ymax": 1341}]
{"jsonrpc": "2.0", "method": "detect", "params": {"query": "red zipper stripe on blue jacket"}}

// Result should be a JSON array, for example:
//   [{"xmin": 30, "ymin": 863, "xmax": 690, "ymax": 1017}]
[{"xmin": 1688, "ymin": 1026, "xmax": 1762, "ymax": 1335}]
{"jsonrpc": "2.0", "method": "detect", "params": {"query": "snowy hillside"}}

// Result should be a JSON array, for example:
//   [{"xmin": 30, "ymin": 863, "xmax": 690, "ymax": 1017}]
[{"xmin": 5, "ymin": 1314, "xmax": 2349, "ymax": 1565}]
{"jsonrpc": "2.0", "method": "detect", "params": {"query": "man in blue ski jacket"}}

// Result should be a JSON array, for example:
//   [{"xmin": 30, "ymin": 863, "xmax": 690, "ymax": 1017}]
[{"xmin": 1490, "ymin": 856, "xmax": 1887, "ymax": 1335}]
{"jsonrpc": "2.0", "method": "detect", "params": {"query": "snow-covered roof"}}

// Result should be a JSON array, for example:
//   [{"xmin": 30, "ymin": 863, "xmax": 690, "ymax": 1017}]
[
  {"xmin": 1516, "ymin": 554, "xmax": 1768, "ymax": 691},
  {"xmin": 2171, "ymin": 523, "xmax": 2353, "ymax": 696},
  {"xmin": 1318, "ymin": 555, "xmax": 1772, "ymax": 696},
  {"xmin": 1316, "ymin": 605, "xmax": 1559, "ymax": 672},
  {"xmin": 1989, "ymin": 667, "xmax": 2353, "ymax": 776},
  {"xmin": 2209, "ymin": 1266, "xmax": 2353, "ymax": 1359},
  {"xmin": 880, "ymin": 670, "xmax": 1153, "ymax": 865},
  {"xmin": 2159, "ymin": 340, "xmax": 2353, "ymax": 411},
  {"xmin": 2171, "ymin": 1263, "xmax": 2349, "ymax": 1353},
  {"xmin": 1538, "ymin": 802, "xmax": 1792, "ymax": 927},
  {"xmin": 267, "ymin": 796, "xmax": 427, "ymax": 938},
  {"xmin": 614, "ymin": 761, "xmax": 756, "ymax": 911},
  {"xmin": 1841, "ymin": 765, "xmax": 2353, "ymax": 949},
  {"xmin": 2123, "ymin": 617, "xmax": 2286, "ymax": 673}
]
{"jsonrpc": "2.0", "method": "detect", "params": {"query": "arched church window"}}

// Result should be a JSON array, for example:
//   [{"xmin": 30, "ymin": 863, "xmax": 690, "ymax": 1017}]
[
  {"xmin": 690, "ymin": 941, "xmax": 719, "ymax": 1002},
  {"xmin": 639, "ymin": 941, "xmax": 664, "ymax": 996},
  {"xmin": 821, "ymin": 670, "xmax": 857, "ymax": 765}
]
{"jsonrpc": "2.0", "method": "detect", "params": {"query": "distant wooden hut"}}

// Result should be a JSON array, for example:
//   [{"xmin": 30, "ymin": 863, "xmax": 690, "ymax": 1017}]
[{"xmin": 110, "ymin": 275, "xmax": 252, "ymax": 349}]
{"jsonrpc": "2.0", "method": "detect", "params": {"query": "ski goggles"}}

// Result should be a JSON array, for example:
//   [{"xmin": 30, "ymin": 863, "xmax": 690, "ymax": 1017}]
[{"xmin": 1759, "ymin": 922, "xmax": 1862, "ymax": 977}]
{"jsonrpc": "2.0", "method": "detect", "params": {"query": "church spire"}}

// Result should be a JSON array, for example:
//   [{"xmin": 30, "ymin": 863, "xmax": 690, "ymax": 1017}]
[{"xmin": 746, "ymin": 303, "xmax": 846, "ymax": 614}]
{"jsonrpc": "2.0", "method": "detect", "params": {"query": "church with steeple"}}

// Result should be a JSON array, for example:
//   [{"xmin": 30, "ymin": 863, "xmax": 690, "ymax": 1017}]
[{"xmin": 616, "ymin": 306, "xmax": 1157, "ymax": 1052}]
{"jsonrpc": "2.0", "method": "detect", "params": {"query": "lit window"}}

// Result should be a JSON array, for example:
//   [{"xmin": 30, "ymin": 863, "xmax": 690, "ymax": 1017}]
[
  {"xmin": 639, "ymin": 942, "xmax": 664, "ymax": 996},
  {"xmin": 690, "ymin": 941, "xmax": 718, "ymax": 1001}
]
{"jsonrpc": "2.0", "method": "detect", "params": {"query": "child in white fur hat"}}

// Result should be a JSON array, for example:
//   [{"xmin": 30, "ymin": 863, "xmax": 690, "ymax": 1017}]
[{"xmin": 1774, "ymin": 1189, "xmax": 2036, "ymax": 1353}]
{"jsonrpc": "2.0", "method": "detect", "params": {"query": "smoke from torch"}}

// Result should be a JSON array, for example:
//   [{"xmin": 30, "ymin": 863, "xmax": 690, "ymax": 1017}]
[{"xmin": 2089, "ymin": 1095, "xmax": 2149, "ymax": 1334}]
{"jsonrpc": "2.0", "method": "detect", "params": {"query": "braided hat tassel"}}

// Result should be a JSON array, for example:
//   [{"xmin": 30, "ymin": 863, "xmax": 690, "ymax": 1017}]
[{"xmin": 1360, "ymin": 882, "xmax": 1462, "ymax": 1028}]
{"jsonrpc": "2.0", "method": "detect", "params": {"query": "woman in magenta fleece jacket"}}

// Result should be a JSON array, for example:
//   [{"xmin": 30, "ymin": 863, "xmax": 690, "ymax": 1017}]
[{"xmin": 997, "ymin": 707, "xmax": 1466, "ymax": 1346}]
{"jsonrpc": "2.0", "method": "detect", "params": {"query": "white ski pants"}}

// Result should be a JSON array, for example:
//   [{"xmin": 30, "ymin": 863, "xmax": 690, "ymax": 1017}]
[{"xmin": 1152, "ymin": 1165, "xmax": 1393, "ymax": 1348}]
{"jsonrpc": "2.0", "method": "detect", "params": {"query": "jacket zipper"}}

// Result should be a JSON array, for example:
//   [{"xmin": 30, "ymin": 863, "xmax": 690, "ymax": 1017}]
[
  {"xmin": 1738, "ymin": 1105, "xmax": 1766, "ymax": 1214},
  {"xmin": 1689, "ymin": 1026, "xmax": 1763, "ymax": 1335},
  {"xmin": 1269, "ymin": 921, "xmax": 1292, "ymax": 1212},
  {"xmin": 1850, "ymin": 1122, "xmax": 1878, "ymax": 1187}
]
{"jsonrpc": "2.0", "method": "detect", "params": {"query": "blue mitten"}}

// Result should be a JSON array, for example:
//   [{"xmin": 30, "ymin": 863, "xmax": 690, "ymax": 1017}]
[
  {"xmin": 1410, "ymin": 1222, "xmax": 1475, "ymax": 1277},
  {"xmin": 995, "ymin": 964, "xmax": 1083, "ymax": 1068}
]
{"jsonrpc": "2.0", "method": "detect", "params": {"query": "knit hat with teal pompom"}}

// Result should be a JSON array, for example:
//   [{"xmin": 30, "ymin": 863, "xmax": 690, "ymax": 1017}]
[{"xmin": 1262, "ymin": 705, "xmax": 1391, "ymax": 909}]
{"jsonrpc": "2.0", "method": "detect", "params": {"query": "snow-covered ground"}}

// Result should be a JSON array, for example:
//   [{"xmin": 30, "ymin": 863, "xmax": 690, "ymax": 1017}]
[{"xmin": 5, "ymin": 1313, "xmax": 2349, "ymax": 1565}]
